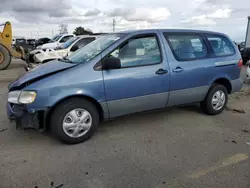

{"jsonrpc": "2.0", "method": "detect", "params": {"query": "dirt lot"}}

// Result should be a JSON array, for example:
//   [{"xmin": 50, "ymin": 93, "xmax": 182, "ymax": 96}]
[{"xmin": 0, "ymin": 60, "xmax": 250, "ymax": 188}]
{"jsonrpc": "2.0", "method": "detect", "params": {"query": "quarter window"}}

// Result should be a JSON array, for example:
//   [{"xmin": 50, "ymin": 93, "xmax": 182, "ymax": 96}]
[
  {"xmin": 109, "ymin": 35, "xmax": 161, "ymax": 68},
  {"xmin": 164, "ymin": 34, "xmax": 207, "ymax": 61},
  {"xmin": 207, "ymin": 35, "xmax": 235, "ymax": 56}
]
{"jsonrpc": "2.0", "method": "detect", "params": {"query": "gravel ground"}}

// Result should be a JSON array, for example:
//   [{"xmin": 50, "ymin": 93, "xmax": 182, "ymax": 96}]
[{"xmin": 0, "ymin": 60, "xmax": 250, "ymax": 188}]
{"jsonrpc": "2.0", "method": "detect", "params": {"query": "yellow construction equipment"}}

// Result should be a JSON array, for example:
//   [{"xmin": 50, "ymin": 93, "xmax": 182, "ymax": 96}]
[{"xmin": 0, "ymin": 21, "xmax": 25, "ymax": 70}]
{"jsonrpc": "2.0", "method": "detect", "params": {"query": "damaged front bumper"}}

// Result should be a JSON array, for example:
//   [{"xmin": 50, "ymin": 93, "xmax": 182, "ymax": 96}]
[{"xmin": 6, "ymin": 102, "xmax": 43, "ymax": 129}]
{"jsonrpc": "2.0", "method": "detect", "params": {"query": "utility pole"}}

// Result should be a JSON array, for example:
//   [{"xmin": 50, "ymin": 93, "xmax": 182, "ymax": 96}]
[{"xmin": 112, "ymin": 18, "xmax": 116, "ymax": 32}]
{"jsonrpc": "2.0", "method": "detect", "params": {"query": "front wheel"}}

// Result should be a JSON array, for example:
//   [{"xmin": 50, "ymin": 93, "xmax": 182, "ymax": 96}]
[
  {"xmin": 201, "ymin": 84, "xmax": 228, "ymax": 115},
  {"xmin": 51, "ymin": 98, "xmax": 99, "ymax": 144},
  {"xmin": 0, "ymin": 44, "xmax": 11, "ymax": 70}
]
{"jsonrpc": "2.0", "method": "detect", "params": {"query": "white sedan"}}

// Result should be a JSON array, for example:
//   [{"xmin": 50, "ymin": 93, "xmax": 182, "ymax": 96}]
[
  {"xmin": 246, "ymin": 65, "xmax": 250, "ymax": 80},
  {"xmin": 33, "ymin": 35, "xmax": 98, "ymax": 63},
  {"xmin": 36, "ymin": 34, "xmax": 75, "ymax": 49}
]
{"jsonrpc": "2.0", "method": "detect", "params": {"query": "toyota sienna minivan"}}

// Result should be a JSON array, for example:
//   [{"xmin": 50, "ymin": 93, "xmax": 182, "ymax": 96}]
[{"xmin": 7, "ymin": 29, "xmax": 243, "ymax": 144}]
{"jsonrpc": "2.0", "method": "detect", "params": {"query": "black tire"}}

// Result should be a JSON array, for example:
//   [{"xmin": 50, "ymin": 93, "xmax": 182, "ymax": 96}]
[
  {"xmin": 200, "ymin": 84, "xmax": 228, "ymax": 115},
  {"xmin": 0, "ymin": 44, "xmax": 11, "ymax": 70},
  {"xmin": 51, "ymin": 98, "xmax": 99, "ymax": 144}
]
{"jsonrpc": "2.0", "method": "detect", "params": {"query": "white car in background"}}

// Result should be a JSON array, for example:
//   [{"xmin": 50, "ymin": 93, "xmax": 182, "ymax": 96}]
[
  {"xmin": 27, "ymin": 34, "xmax": 75, "ymax": 62},
  {"xmin": 36, "ymin": 34, "xmax": 75, "ymax": 49},
  {"xmin": 33, "ymin": 35, "xmax": 98, "ymax": 63},
  {"xmin": 246, "ymin": 65, "xmax": 250, "ymax": 80}
]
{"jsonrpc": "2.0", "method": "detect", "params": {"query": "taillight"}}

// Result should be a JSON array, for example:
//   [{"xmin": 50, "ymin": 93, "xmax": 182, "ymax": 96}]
[{"xmin": 238, "ymin": 59, "xmax": 243, "ymax": 68}]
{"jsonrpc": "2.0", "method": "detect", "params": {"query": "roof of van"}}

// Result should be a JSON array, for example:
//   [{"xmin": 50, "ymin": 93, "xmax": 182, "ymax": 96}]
[{"xmin": 116, "ymin": 29, "xmax": 226, "ymax": 35}]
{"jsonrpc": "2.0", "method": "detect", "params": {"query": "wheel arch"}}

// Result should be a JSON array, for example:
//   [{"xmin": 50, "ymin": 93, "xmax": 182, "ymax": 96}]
[
  {"xmin": 45, "ymin": 94, "xmax": 104, "ymax": 130},
  {"xmin": 211, "ymin": 77, "xmax": 232, "ymax": 94}
]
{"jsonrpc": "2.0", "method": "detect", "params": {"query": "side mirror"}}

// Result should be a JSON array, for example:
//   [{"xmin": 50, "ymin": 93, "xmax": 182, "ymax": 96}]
[
  {"xmin": 102, "ymin": 56, "xmax": 121, "ymax": 70},
  {"xmin": 71, "ymin": 45, "xmax": 79, "ymax": 52}
]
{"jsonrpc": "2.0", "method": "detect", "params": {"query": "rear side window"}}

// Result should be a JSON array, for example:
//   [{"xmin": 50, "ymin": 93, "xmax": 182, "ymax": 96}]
[
  {"xmin": 206, "ymin": 35, "xmax": 235, "ymax": 57},
  {"xmin": 164, "ymin": 34, "xmax": 207, "ymax": 61}
]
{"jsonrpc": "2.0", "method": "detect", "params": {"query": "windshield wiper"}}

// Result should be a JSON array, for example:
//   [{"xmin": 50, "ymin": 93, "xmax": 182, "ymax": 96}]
[{"xmin": 58, "ymin": 56, "xmax": 74, "ymax": 64}]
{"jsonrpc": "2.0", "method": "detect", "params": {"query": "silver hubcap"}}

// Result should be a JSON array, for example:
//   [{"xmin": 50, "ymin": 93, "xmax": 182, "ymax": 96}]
[
  {"xmin": 62, "ymin": 108, "xmax": 92, "ymax": 138},
  {"xmin": 212, "ymin": 90, "xmax": 226, "ymax": 111}
]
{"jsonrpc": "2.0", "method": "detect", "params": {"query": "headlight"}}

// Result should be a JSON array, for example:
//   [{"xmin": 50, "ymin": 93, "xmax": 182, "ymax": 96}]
[
  {"xmin": 8, "ymin": 91, "xmax": 21, "ymax": 104},
  {"xmin": 8, "ymin": 91, "xmax": 37, "ymax": 104},
  {"xmin": 19, "ymin": 91, "xmax": 37, "ymax": 104}
]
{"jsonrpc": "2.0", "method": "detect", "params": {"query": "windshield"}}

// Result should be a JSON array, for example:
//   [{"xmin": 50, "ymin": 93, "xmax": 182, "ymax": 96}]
[
  {"xmin": 68, "ymin": 34, "xmax": 124, "ymax": 64},
  {"xmin": 51, "ymin": 35, "xmax": 62, "ymax": 42},
  {"xmin": 62, "ymin": 37, "xmax": 79, "ymax": 49}
]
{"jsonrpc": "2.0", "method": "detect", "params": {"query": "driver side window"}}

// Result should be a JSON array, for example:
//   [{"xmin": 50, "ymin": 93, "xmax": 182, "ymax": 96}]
[{"xmin": 110, "ymin": 35, "xmax": 161, "ymax": 68}]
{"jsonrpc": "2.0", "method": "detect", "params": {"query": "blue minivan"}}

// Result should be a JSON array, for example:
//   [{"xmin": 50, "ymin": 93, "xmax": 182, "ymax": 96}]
[{"xmin": 7, "ymin": 29, "xmax": 243, "ymax": 144}]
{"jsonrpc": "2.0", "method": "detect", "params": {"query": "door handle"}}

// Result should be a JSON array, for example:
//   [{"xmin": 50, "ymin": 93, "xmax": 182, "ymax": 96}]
[
  {"xmin": 172, "ymin": 67, "xmax": 183, "ymax": 73},
  {"xmin": 156, "ymin": 69, "xmax": 168, "ymax": 75}
]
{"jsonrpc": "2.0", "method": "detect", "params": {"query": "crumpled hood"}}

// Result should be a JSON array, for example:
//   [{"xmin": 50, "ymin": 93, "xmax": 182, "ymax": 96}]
[{"xmin": 8, "ymin": 60, "xmax": 77, "ymax": 90}]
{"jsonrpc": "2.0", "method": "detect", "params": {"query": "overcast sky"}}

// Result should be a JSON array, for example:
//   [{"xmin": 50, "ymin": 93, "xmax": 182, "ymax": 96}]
[{"xmin": 0, "ymin": 0, "xmax": 249, "ymax": 41}]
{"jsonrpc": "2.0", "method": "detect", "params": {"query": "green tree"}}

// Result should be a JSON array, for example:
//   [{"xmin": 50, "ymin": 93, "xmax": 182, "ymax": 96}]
[{"xmin": 73, "ymin": 26, "xmax": 93, "ymax": 35}]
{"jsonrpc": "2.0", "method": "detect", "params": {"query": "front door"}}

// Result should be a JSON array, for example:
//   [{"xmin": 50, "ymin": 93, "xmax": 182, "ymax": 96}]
[{"xmin": 103, "ymin": 33, "xmax": 170, "ymax": 118}]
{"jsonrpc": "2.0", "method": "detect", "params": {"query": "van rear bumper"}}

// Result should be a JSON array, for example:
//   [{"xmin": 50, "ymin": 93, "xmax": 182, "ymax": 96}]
[{"xmin": 230, "ymin": 78, "xmax": 243, "ymax": 93}]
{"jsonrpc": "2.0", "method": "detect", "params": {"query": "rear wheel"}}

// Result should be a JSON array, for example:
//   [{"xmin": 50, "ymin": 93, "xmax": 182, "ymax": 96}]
[
  {"xmin": 201, "ymin": 84, "xmax": 228, "ymax": 115},
  {"xmin": 0, "ymin": 44, "xmax": 11, "ymax": 70},
  {"xmin": 51, "ymin": 98, "xmax": 99, "ymax": 144}
]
